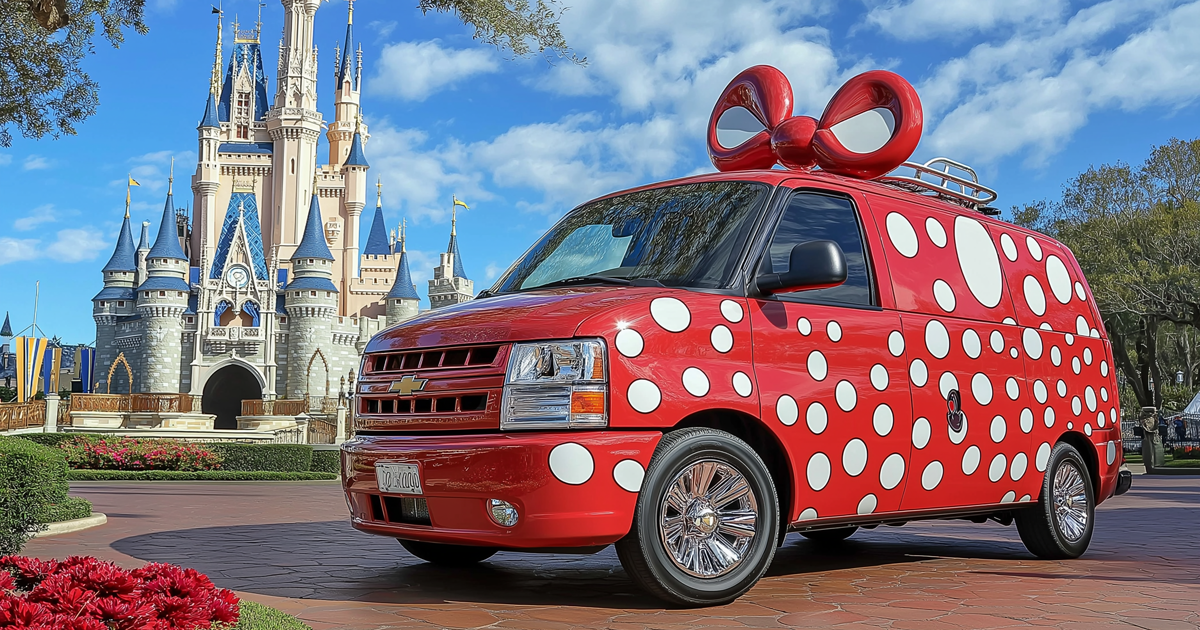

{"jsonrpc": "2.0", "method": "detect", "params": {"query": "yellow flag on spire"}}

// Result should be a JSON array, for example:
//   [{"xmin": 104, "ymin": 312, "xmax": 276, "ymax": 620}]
[
  {"xmin": 128, "ymin": 176, "xmax": 141, "ymax": 187},
  {"xmin": 452, "ymin": 196, "xmax": 469, "ymax": 210}
]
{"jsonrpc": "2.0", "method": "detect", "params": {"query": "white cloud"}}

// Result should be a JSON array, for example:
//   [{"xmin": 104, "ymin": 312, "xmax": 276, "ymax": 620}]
[
  {"xmin": 13, "ymin": 204, "xmax": 59, "ymax": 231},
  {"xmin": 864, "ymin": 0, "xmax": 1066, "ymax": 41},
  {"xmin": 0, "ymin": 238, "xmax": 40, "ymax": 265},
  {"xmin": 484, "ymin": 262, "xmax": 503, "ymax": 281},
  {"xmin": 369, "ymin": 40, "xmax": 499, "ymax": 101},
  {"xmin": 123, "ymin": 149, "xmax": 196, "ymax": 193},
  {"xmin": 23, "ymin": 155, "xmax": 51, "ymax": 170},
  {"xmin": 0, "ymin": 154, "xmax": 11, "ymax": 166},
  {"xmin": 366, "ymin": 123, "xmax": 489, "ymax": 223},
  {"xmin": 46, "ymin": 229, "xmax": 110, "ymax": 263},
  {"xmin": 370, "ymin": 20, "xmax": 398, "ymax": 40}
]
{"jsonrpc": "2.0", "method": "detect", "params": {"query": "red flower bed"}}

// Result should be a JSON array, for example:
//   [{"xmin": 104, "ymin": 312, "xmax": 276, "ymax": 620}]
[
  {"xmin": 0, "ymin": 556, "xmax": 238, "ymax": 629},
  {"xmin": 1177, "ymin": 446, "xmax": 1199, "ymax": 460},
  {"xmin": 58, "ymin": 438, "xmax": 221, "ymax": 472}
]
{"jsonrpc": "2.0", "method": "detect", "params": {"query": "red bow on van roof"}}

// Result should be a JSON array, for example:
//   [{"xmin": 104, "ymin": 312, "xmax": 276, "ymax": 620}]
[{"xmin": 708, "ymin": 65, "xmax": 923, "ymax": 180}]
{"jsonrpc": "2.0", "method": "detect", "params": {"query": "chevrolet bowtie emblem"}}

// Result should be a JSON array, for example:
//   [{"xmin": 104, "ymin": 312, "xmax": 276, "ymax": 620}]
[{"xmin": 389, "ymin": 375, "xmax": 428, "ymax": 395}]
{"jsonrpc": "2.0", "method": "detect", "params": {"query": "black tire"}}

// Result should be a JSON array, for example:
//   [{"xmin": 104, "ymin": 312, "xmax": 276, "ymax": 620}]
[
  {"xmin": 616, "ymin": 427, "xmax": 780, "ymax": 607},
  {"xmin": 1015, "ymin": 442, "xmax": 1095, "ymax": 560},
  {"xmin": 800, "ymin": 527, "xmax": 857, "ymax": 543},
  {"xmin": 398, "ymin": 539, "xmax": 498, "ymax": 566}
]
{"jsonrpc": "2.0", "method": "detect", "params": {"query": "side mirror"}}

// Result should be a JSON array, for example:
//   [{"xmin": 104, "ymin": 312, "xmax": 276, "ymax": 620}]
[{"xmin": 756, "ymin": 240, "xmax": 848, "ymax": 294}]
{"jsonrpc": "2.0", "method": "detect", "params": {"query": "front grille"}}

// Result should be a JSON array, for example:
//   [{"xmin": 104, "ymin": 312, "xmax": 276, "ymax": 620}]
[
  {"xmin": 357, "ymin": 343, "xmax": 507, "ymax": 431},
  {"xmin": 371, "ymin": 345, "xmax": 501, "ymax": 373},
  {"xmin": 364, "ymin": 393, "xmax": 488, "ymax": 415},
  {"xmin": 375, "ymin": 495, "xmax": 431, "ymax": 526}
]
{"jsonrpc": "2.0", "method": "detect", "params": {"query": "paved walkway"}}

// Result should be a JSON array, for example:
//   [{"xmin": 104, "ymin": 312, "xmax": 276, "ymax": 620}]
[{"xmin": 25, "ymin": 477, "xmax": 1200, "ymax": 629}]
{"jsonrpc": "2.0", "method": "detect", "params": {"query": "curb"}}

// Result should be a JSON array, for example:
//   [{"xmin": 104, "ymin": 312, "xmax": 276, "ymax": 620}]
[{"xmin": 31, "ymin": 513, "xmax": 108, "ymax": 538}]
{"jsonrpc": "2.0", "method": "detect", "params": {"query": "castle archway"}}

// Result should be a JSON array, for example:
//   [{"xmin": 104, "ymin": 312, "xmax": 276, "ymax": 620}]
[{"xmin": 201, "ymin": 364, "xmax": 262, "ymax": 429}]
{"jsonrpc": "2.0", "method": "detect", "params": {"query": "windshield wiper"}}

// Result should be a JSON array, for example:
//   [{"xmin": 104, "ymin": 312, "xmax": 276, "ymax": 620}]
[{"xmin": 529, "ymin": 275, "xmax": 634, "ymax": 290}]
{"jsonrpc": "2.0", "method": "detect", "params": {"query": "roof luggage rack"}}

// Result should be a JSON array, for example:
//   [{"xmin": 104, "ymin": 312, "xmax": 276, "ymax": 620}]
[{"xmin": 878, "ymin": 157, "xmax": 999, "ymax": 215}]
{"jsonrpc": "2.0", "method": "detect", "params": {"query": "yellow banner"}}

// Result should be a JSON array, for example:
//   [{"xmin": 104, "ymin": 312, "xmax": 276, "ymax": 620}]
[{"xmin": 14, "ymin": 336, "xmax": 48, "ymax": 403}]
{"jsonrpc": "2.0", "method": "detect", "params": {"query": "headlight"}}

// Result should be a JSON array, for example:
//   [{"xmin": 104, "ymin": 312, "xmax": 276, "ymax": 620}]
[{"xmin": 501, "ymin": 339, "xmax": 607, "ymax": 430}]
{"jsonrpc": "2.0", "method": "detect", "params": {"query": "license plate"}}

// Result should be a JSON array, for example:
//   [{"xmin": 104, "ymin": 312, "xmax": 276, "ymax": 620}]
[{"xmin": 375, "ymin": 462, "xmax": 423, "ymax": 495}]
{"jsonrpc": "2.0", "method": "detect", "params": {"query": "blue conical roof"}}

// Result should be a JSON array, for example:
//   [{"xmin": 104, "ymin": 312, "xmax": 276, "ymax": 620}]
[
  {"xmin": 147, "ymin": 191, "xmax": 187, "ymax": 260},
  {"xmin": 198, "ymin": 91, "xmax": 220, "ymax": 129},
  {"xmin": 344, "ymin": 130, "xmax": 369, "ymax": 167},
  {"xmin": 1, "ymin": 312, "xmax": 11, "ymax": 338},
  {"xmin": 387, "ymin": 250, "xmax": 420, "ymax": 300},
  {"xmin": 337, "ymin": 12, "xmax": 356, "ymax": 90},
  {"xmin": 448, "ymin": 232, "xmax": 467, "ymax": 279},
  {"xmin": 292, "ymin": 191, "xmax": 334, "ymax": 260},
  {"xmin": 362, "ymin": 204, "xmax": 390, "ymax": 256},
  {"xmin": 102, "ymin": 214, "xmax": 137, "ymax": 272}
]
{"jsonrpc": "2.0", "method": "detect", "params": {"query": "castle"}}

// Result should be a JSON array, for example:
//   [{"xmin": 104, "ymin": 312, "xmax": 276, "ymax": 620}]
[{"xmin": 91, "ymin": 0, "xmax": 473, "ymax": 428}]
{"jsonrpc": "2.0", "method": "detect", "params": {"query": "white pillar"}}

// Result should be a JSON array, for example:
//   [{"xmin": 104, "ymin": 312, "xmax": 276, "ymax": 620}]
[{"xmin": 45, "ymin": 393, "xmax": 60, "ymax": 433}]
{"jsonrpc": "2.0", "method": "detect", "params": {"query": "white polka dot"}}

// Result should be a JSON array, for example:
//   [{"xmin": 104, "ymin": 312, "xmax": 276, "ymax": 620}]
[
  {"xmin": 627, "ymin": 380, "xmax": 661, "ymax": 413},
  {"xmin": 1001, "ymin": 491, "xmax": 1016, "ymax": 503},
  {"xmin": 797, "ymin": 318, "xmax": 812, "ymax": 335},
  {"xmin": 1110, "ymin": 408, "xmax": 1117, "ymax": 424},
  {"xmin": 1071, "ymin": 396, "xmax": 1082, "ymax": 416},
  {"xmin": 988, "ymin": 454, "xmax": 1007, "ymax": 482},
  {"xmin": 1020, "ymin": 408, "xmax": 1034, "ymax": 433},
  {"xmin": 1076, "ymin": 315, "xmax": 1089, "ymax": 336},
  {"xmin": 1057, "ymin": 379, "xmax": 1067, "ymax": 398},
  {"xmin": 1083, "ymin": 348, "xmax": 1093, "ymax": 365},
  {"xmin": 962, "ymin": 445, "xmax": 981, "ymax": 475},
  {"xmin": 880, "ymin": 454, "xmax": 905, "ymax": 490},
  {"xmin": 1044, "ymin": 407, "xmax": 1056, "ymax": 428},
  {"xmin": 835, "ymin": 380, "xmax": 857, "ymax": 411},
  {"xmin": 962, "ymin": 329, "xmax": 982, "ymax": 359},
  {"xmin": 888, "ymin": 331, "xmax": 905, "ymax": 357},
  {"xmin": 1003, "ymin": 317, "xmax": 1017, "ymax": 325},
  {"xmin": 1010, "ymin": 347, "xmax": 1019, "ymax": 359},
  {"xmin": 720, "ymin": 299, "xmax": 744, "ymax": 323},
  {"xmin": 1071, "ymin": 356, "xmax": 1081, "ymax": 375},
  {"xmin": 955, "ymin": 216, "xmax": 1004, "ymax": 308},
  {"xmin": 1090, "ymin": 328, "xmax": 1099, "ymax": 338},
  {"xmin": 1075, "ymin": 281, "xmax": 1086, "ymax": 301},
  {"xmin": 615, "ymin": 329, "xmax": 643, "ymax": 358},
  {"xmin": 925, "ymin": 320, "xmax": 950, "ymax": 359},
  {"xmin": 926, "ymin": 216, "xmax": 947, "ymax": 247},
  {"xmin": 1100, "ymin": 387, "xmax": 1108, "ymax": 403},
  {"xmin": 949, "ymin": 413, "xmax": 968, "ymax": 445},
  {"xmin": 990, "ymin": 415, "xmax": 1007, "ymax": 443},
  {"xmin": 650, "ymin": 297, "xmax": 690, "ymax": 332},
  {"xmin": 1046, "ymin": 256, "xmax": 1072, "ymax": 304},
  {"xmin": 1040, "ymin": 322, "xmax": 1052, "ymax": 330},
  {"xmin": 1050, "ymin": 346, "xmax": 1062, "ymax": 366},
  {"xmin": 807, "ymin": 402, "xmax": 828, "ymax": 434},
  {"xmin": 870, "ymin": 364, "xmax": 889, "ymax": 391},
  {"xmin": 913, "ymin": 417, "xmax": 932, "ymax": 449},
  {"xmin": 807, "ymin": 453, "xmax": 831, "ymax": 491},
  {"xmin": 887, "ymin": 212, "xmax": 919, "ymax": 257},
  {"xmin": 990, "ymin": 330, "xmax": 1004, "ymax": 353},
  {"xmin": 1033, "ymin": 380, "xmax": 1048, "ymax": 404},
  {"xmin": 1000, "ymin": 233, "xmax": 1018, "ymax": 261},
  {"xmin": 939, "ymin": 372, "xmax": 959, "ymax": 399},
  {"xmin": 910, "ymin": 359, "xmax": 929, "ymax": 387},
  {"xmin": 972, "ymin": 373, "xmax": 993, "ymax": 405},
  {"xmin": 1011, "ymin": 453, "xmax": 1028, "ymax": 481},
  {"xmin": 1100, "ymin": 360, "xmax": 1109, "ymax": 377},
  {"xmin": 1066, "ymin": 333, "xmax": 1075, "ymax": 345},
  {"xmin": 1097, "ymin": 411, "xmax": 1106, "ymax": 428},
  {"xmin": 857, "ymin": 494, "xmax": 878, "ymax": 515},
  {"xmin": 1107, "ymin": 441, "xmax": 1117, "ymax": 465},
  {"xmin": 776, "ymin": 395, "xmax": 799, "ymax": 426},
  {"xmin": 1085, "ymin": 386, "xmax": 1096, "ymax": 412},
  {"xmin": 798, "ymin": 508, "xmax": 818, "ymax": 521},
  {"xmin": 1085, "ymin": 423, "xmax": 1093, "ymax": 436},
  {"xmin": 549, "ymin": 443, "xmax": 594, "ymax": 485},
  {"xmin": 1005, "ymin": 377, "xmax": 1019, "ymax": 400},
  {"xmin": 1068, "ymin": 421, "xmax": 1074, "ymax": 430},
  {"xmin": 710, "ymin": 325, "xmax": 734, "ymax": 353},
  {"xmin": 1022, "ymin": 328, "xmax": 1043, "ymax": 360},
  {"xmin": 682, "ymin": 367, "xmax": 710, "ymax": 397},
  {"xmin": 827, "ymin": 321, "xmax": 842, "ymax": 342},
  {"xmin": 922, "ymin": 461, "xmax": 944, "ymax": 491},
  {"xmin": 1024, "ymin": 276, "xmax": 1046, "ymax": 316},
  {"xmin": 1026, "ymin": 236, "xmax": 1043, "ymax": 261},
  {"xmin": 934, "ymin": 280, "xmax": 956, "ymax": 312},
  {"xmin": 1020, "ymin": 494, "xmax": 1032, "ymax": 503},
  {"xmin": 613, "ymin": 459, "xmax": 645, "ymax": 492},
  {"xmin": 843, "ymin": 439, "xmax": 868, "ymax": 477},
  {"xmin": 807, "ymin": 350, "xmax": 828, "ymax": 381},
  {"xmin": 1036, "ymin": 442, "xmax": 1052, "ymax": 471},
  {"xmin": 873, "ymin": 404, "xmax": 894, "ymax": 436},
  {"xmin": 732, "ymin": 372, "xmax": 753, "ymax": 397}
]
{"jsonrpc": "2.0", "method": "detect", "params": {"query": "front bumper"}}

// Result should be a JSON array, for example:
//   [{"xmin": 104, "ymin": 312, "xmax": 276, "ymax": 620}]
[{"xmin": 341, "ymin": 431, "xmax": 662, "ymax": 549}]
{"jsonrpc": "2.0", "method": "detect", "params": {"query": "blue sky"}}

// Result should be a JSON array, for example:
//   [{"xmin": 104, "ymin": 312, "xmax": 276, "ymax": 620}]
[{"xmin": 2, "ymin": 0, "xmax": 1199, "ymax": 344}]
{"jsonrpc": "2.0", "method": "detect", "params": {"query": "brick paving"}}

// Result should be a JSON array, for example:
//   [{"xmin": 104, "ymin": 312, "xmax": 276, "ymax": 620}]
[{"xmin": 24, "ymin": 477, "xmax": 1200, "ymax": 629}]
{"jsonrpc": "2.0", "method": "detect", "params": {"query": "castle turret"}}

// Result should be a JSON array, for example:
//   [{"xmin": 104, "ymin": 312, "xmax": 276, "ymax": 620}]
[
  {"xmin": 339, "ymin": 120, "xmax": 369, "ymax": 306},
  {"xmin": 137, "ymin": 180, "xmax": 190, "ymax": 393},
  {"xmin": 136, "ymin": 220, "xmax": 151, "ymax": 286},
  {"xmin": 193, "ymin": 12, "xmax": 224, "ymax": 264},
  {"xmin": 92, "ymin": 205, "xmax": 139, "ymax": 393},
  {"xmin": 327, "ymin": 0, "xmax": 364, "ymax": 165},
  {"xmin": 386, "ymin": 219, "xmax": 420, "ymax": 325},
  {"xmin": 284, "ymin": 186, "xmax": 339, "ymax": 398},
  {"xmin": 428, "ymin": 199, "xmax": 474, "ymax": 309}
]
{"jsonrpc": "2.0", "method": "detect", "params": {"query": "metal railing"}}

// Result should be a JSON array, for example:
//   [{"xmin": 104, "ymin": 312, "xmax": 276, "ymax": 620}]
[
  {"xmin": 130, "ymin": 393, "xmax": 197, "ymax": 413},
  {"xmin": 306, "ymin": 416, "xmax": 337, "ymax": 444},
  {"xmin": 0, "ymin": 400, "xmax": 45, "ymax": 432},
  {"xmin": 241, "ymin": 398, "xmax": 308, "ymax": 417},
  {"xmin": 70, "ymin": 394, "xmax": 131, "ymax": 413}
]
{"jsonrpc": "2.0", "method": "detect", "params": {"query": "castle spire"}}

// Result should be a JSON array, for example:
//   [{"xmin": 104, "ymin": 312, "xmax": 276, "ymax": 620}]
[
  {"xmin": 292, "ymin": 180, "xmax": 334, "ymax": 261},
  {"xmin": 103, "ymin": 212, "xmax": 137, "ymax": 272},
  {"xmin": 362, "ymin": 178, "xmax": 390, "ymax": 256},
  {"xmin": 386, "ymin": 217, "xmax": 419, "ymax": 301},
  {"xmin": 448, "ymin": 196, "xmax": 468, "ymax": 279},
  {"xmin": 148, "ymin": 183, "xmax": 187, "ymax": 261},
  {"xmin": 337, "ymin": 0, "xmax": 357, "ymax": 90},
  {"xmin": 210, "ymin": 6, "xmax": 223, "ymax": 96},
  {"xmin": 343, "ymin": 115, "xmax": 369, "ymax": 167}
]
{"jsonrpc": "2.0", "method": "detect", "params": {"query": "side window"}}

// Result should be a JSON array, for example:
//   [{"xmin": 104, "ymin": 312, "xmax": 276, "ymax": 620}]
[{"xmin": 765, "ymin": 191, "xmax": 873, "ymax": 306}]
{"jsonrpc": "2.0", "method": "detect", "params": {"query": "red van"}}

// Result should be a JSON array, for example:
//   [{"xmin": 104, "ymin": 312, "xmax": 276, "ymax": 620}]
[{"xmin": 341, "ymin": 66, "xmax": 1132, "ymax": 605}]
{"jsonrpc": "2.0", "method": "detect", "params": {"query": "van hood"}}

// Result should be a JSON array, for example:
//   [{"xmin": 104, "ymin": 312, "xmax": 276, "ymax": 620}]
[{"xmin": 364, "ymin": 286, "xmax": 665, "ymax": 352}]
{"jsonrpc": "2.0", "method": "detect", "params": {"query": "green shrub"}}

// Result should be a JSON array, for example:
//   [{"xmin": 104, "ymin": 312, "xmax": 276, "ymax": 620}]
[
  {"xmin": 236, "ymin": 601, "xmax": 313, "ymax": 630},
  {"xmin": 209, "ymin": 443, "xmax": 313, "ymax": 472},
  {"xmin": 0, "ymin": 437, "xmax": 69, "ymax": 553},
  {"xmin": 66, "ymin": 470, "xmax": 336, "ymax": 481},
  {"xmin": 16, "ymin": 433, "xmax": 96, "ymax": 448},
  {"xmin": 309, "ymin": 448, "xmax": 341, "ymax": 474},
  {"xmin": 41, "ymin": 496, "xmax": 92, "ymax": 523}
]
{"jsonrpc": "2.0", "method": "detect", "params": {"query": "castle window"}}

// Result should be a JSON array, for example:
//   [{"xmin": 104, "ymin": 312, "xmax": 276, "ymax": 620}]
[
  {"xmin": 310, "ymin": 291, "xmax": 317, "ymax": 297},
  {"xmin": 308, "ymin": 259, "xmax": 314, "ymax": 264},
  {"xmin": 145, "ymin": 292, "xmax": 150, "ymax": 298},
  {"xmin": 159, "ymin": 291, "xmax": 166, "ymax": 297},
  {"xmin": 186, "ymin": 316, "xmax": 194, "ymax": 324},
  {"xmin": 290, "ymin": 158, "xmax": 295, "ymax": 174},
  {"xmin": 280, "ymin": 316, "xmax": 287, "ymax": 323},
  {"xmin": 237, "ymin": 125, "xmax": 249, "ymax": 140},
  {"xmin": 118, "ymin": 301, "xmax": 125, "ymax": 307},
  {"xmin": 99, "ymin": 301, "xmax": 105, "ymax": 307}
]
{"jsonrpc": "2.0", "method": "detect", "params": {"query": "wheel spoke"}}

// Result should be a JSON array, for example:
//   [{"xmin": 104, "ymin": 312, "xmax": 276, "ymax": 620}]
[
  {"xmin": 706, "ymin": 535, "xmax": 740, "ymax": 569},
  {"xmin": 707, "ymin": 473, "xmax": 751, "ymax": 508},
  {"xmin": 717, "ymin": 508, "xmax": 757, "ymax": 538},
  {"xmin": 691, "ymin": 461, "xmax": 718, "ymax": 497},
  {"xmin": 658, "ymin": 459, "xmax": 760, "ymax": 579}
]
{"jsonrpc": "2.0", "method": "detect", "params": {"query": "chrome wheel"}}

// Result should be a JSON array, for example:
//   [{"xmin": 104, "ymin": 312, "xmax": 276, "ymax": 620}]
[
  {"xmin": 658, "ymin": 460, "xmax": 758, "ymax": 578},
  {"xmin": 1052, "ymin": 461, "xmax": 1089, "ymax": 542}
]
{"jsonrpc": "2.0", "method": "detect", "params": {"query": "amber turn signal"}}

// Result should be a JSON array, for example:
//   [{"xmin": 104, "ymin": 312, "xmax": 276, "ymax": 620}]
[{"xmin": 571, "ymin": 390, "xmax": 606, "ymax": 415}]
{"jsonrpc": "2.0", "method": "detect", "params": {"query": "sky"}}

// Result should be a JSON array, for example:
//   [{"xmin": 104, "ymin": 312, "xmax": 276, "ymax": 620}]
[{"xmin": 1, "ymin": 0, "xmax": 1199, "ymax": 345}]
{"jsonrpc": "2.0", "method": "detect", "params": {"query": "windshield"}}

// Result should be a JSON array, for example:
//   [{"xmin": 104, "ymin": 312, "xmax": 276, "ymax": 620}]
[{"xmin": 493, "ymin": 181, "xmax": 770, "ymax": 293}]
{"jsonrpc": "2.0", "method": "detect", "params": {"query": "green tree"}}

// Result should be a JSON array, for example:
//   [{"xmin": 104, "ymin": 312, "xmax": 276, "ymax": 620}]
[{"xmin": 1, "ymin": 0, "xmax": 579, "ymax": 147}]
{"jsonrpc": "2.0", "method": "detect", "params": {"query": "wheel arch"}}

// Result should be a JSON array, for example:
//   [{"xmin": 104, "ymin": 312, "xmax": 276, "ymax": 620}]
[{"xmin": 1057, "ymin": 431, "xmax": 1100, "ymax": 497}]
